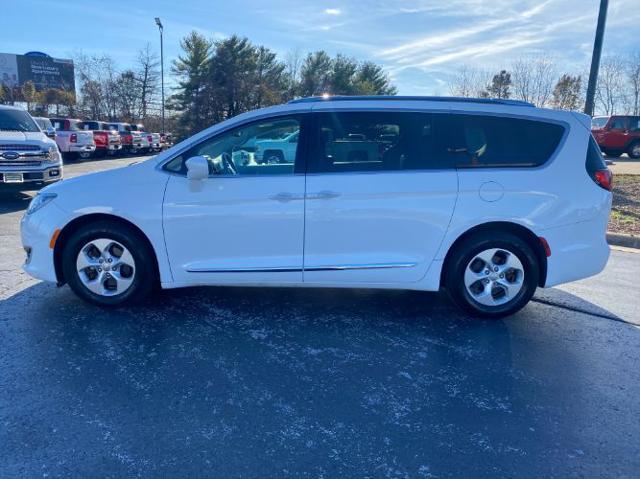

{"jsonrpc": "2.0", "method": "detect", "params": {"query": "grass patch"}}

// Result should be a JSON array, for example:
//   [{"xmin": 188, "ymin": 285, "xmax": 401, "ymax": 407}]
[{"xmin": 609, "ymin": 174, "xmax": 640, "ymax": 236}]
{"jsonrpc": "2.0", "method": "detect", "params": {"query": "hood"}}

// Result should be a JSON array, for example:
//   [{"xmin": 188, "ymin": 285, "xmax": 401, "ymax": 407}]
[{"xmin": 0, "ymin": 130, "xmax": 55, "ymax": 147}]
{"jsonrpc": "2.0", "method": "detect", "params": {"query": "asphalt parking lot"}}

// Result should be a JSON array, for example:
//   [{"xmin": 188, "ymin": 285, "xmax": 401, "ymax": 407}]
[{"xmin": 1, "ymin": 157, "xmax": 639, "ymax": 477}]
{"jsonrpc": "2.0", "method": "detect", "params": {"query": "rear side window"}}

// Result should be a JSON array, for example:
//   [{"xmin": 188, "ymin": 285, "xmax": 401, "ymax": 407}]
[
  {"xmin": 309, "ymin": 112, "xmax": 451, "ymax": 173},
  {"xmin": 451, "ymin": 115, "xmax": 565, "ymax": 168},
  {"xmin": 586, "ymin": 135, "xmax": 606, "ymax": 175},
  {"xmin": 610, "ymin": 117, "xmax": 627, "ymax": 129}
]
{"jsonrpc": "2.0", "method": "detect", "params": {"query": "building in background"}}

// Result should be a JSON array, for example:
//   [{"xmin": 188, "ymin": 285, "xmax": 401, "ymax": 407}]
[{"xmin": 0, "ymin": 51, "xmax": 75, "ymax": 100}]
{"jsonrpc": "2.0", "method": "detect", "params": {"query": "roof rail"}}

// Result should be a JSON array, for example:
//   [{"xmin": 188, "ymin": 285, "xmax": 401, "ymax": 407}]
[{"xmin": 288, "ymin": 95, "xmax": 535, "ymax": 107}]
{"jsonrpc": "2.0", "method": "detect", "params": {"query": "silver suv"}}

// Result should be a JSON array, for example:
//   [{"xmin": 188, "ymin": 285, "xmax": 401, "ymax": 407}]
[{"xmin": 0, "ymin": 106, "xmax": 63, "ymax": 188}]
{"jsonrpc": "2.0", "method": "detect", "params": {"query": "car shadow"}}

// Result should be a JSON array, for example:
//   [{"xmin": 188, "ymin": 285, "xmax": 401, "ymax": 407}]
[{"xmin": 0, "ymin": 188, "xmax": 36, "ymax": 214}]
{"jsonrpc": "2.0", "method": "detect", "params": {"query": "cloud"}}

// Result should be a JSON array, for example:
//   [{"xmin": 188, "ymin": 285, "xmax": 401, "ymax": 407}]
[{"xmin": 324, "ymin": 8, "xmax": 342, "ymax": 15}]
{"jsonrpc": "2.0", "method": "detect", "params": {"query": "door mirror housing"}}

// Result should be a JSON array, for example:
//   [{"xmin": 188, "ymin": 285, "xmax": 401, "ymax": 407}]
[{"xmin": 186, "ymin": 155, "xmax": 209, "ymax": 180}]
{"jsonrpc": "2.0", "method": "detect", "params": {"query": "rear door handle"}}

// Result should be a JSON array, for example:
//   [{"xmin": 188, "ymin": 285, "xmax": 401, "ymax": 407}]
[
  {"xmin": 269, "ymin": 192, "xmax": 303, "ymax": 202},
  {"xmin": 307, "ymin": 190, "xmax": 341, "ymax": 200}
]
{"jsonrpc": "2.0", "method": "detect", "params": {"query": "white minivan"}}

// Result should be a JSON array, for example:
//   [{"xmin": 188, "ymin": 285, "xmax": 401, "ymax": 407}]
[{"xmin": 21, "ymin": 96, "xmax": 612, "ymax": 318}]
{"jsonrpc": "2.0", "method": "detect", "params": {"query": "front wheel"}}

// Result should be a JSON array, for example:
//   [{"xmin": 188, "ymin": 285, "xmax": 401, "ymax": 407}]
[
  {"xmin": 444, "ymin": 232, "xmax": 539, "ymax": 318},
  {"xmin": 62, "ymin": 221, "xmax": 157, "ymax": 307},
  {"xmin": 604, "ymin": 149, "xmax": 622, "ymax": 158}
]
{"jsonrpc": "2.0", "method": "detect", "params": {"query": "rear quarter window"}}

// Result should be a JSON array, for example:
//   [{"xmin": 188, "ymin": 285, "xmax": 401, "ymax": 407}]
[{"xmin": 451, "ymin": 114, "xmax": 565, "ymax": 168}]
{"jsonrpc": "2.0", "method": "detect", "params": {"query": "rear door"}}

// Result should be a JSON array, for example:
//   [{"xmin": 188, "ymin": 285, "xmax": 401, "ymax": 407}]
[{"xmin": 303, "ymin": 110, "xmax": 458, "ymax": 284}]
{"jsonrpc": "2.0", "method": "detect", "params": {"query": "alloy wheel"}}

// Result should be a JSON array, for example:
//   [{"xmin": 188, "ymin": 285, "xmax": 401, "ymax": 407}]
[
  {"xmin": 463, "ymin": 248, "xmax": 525, "ymax": 307},
  {"xmin": 76, "ymin": 238, "xmax": 136, "ymax": 296}
]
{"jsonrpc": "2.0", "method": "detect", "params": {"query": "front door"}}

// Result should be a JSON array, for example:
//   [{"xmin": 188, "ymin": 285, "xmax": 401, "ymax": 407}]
[
  {"xmin": 162, "ymin": 115, "xmax": 308, "ymax": 285},
  {"xmin": 605, "ymin": 116, "xmax": 630, "ymax": 150},
  {"xmin": 303, "ymin": 111, "xmax": 458, "ymax": 285}
]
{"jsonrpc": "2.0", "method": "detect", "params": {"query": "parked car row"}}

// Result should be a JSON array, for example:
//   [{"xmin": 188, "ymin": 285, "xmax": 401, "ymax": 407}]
[{"xmin": 33, "ymin": 116, "xmax": 172, "ymax": 160}]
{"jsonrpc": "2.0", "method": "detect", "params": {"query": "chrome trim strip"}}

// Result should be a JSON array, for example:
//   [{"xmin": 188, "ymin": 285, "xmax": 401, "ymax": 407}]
[
  {"xmin": 187, "ymin": 266, "xmax": 301, "ymax": 273},
  {"xmin": 306, "ymin": 263, "xmax": 417, "ymax": 271},
  {"xmin": 186, "ymin": 262, "xmax": 417, "ymax": 273}
]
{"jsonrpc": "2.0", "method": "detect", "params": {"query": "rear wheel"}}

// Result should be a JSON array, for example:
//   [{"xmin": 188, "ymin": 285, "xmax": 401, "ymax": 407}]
[
  {"xmin": 627, "ymin": 141, "xmax": 640, "ymax": 159},
  {"xmin": 444, "ymin": 231, "xmax": 539, "ymax": 318},
  {"xmin": 62, "ymin": 221, "xmax": 156, "ymax": 307}
]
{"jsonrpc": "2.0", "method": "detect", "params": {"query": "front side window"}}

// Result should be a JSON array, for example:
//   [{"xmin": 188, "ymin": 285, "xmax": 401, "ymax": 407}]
[
  {"xmin": 309, "ymin": 111, "xmax": 451, "ymax": 173},
  {"xmin": 450, "ymin": 114, "xmax": 565, "ymax": 168},
  {"xmin": 164, "ymin": 116, "xmax": 302, "ymax": 176}
]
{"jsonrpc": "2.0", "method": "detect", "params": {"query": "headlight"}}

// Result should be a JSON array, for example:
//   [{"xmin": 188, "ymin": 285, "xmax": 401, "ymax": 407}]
[
  {"xmin": 45, "ymin": 146, "xmax": 62, "ymax": 163},
  {"xmin": 26, "ymin": 192, "xmax": 57, "ymax": 215}
]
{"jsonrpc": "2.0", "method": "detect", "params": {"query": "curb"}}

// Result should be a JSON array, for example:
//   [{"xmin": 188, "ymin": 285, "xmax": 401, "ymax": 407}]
[{"xmin": 607, "ymin": 232, "xmax": 640, "ymax": 250}]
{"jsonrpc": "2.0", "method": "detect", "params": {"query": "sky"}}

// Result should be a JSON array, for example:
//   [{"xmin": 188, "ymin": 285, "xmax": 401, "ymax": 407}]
[{"xmin": 3, "ymin": 0, "xmax": 640, "ymax": 95}]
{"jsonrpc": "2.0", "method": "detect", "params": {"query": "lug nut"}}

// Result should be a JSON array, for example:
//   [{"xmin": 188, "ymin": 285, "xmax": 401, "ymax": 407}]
[
  {"xmin": 499, "ymin": 273, "xmax": 504, "ymax": 279},
  {"xmin": 484, "ymin": 270, "xmax": 490, "ymax": 275},
  {"xmin": 484, "ymin": 279, "xmax": 490, "ymax": 284},
  {"xmin": 494, "ymin": 267, "xmax": 499, "ymax": 272},
  {"xmin": 98, "ymin": 268, "xmax": 102, "ymax": 272},
  {"xmin": 99, "ymin": 258, "xmax": 104, "ymax": 263},
  {"xmin": 108, "ymin": 258, "xmax": 113, "ymax": 263}
]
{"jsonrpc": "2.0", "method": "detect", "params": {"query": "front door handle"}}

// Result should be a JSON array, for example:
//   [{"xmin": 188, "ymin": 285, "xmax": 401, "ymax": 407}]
[{"xmin": 307, "ymin": 190, "xmax": 341, "ymax": 200}]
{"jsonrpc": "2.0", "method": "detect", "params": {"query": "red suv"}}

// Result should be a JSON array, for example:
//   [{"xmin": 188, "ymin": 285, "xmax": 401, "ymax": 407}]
[{"xmin": 591, "ymin": 115, "xmax": 640, "ymax": 159}]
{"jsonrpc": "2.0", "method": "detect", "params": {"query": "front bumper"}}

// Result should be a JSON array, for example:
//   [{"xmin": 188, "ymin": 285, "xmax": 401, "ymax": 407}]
[
  {"xmin": 21, "ymin": 202, "xmax": 67, "ymax": 283},
  {"xmin": 0, "ymin": 165, "xmax": 63, "ymax": 184}
]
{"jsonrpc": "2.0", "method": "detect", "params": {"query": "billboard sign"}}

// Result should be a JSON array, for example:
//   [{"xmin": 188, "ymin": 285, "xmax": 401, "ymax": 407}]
[{"xmin": 0, "ymin": 52, "xmax": 75, "ymax": 93}]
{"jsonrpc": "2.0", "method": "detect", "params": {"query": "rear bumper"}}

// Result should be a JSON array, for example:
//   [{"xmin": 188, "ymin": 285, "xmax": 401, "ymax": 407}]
[
  {"xmin": 542, "ymin": 217, "xmax": 610, "ymax": 287},
  {"xmin": 69, "ymin": 144, "xmax": 96, "ymax": 153}
]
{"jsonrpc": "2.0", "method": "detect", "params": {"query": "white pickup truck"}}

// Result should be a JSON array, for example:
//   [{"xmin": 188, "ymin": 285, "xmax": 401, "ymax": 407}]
[
  {"xmin": 0, "ymin": 106, "xmax": 63, "ymax": 188},
  {"xmin": 254, "ymin": 130, "xmax": 299, "ymax": 164},
  {"xmin": 50, "ymin": 118, "xmax": 96, "ymax": 159}
]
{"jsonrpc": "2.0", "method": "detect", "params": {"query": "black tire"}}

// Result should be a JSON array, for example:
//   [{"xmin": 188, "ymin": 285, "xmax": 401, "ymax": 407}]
[
  {"xmin": 62, "ymin": 220, "xmax": 157, "ymax": 307},
  {"xmin": 627, "ymin": 141, "xmax": 640, "ymax": 159},
  {"xmin": 604, "ymin": 149, "xmax": 622, "ymax": 158},
  {"xmin": 444, "ymin": 231, "xmax": 539, "ymax": 319}
]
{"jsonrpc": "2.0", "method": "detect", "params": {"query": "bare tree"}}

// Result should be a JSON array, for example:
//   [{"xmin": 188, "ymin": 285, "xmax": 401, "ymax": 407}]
[
  {"xmin": 627, "ymin": 51, "xmax": 640, "ymax": 115},
  {"xmin": 284, "ymin": 48, "xmax": 303, "ymax": 99},
  {"xmin": 448, "ymin": 66, "xmax": 491, "ymax": 98},
  {"xmin": 512, "ymin": 57, "xmax": 556, "ymax": 107},
  {"xmin": 136, "ymin": 44, "xmax": 160, "ymax": 120},
  {"xmin": 596, "ymin": 56, "xmax": 628, "ymax": 115}
]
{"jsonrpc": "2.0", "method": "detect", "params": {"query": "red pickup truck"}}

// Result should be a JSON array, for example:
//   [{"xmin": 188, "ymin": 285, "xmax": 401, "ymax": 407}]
[
  {"xmin": 79, "ymin": 121, "xmax": 122, "ymax": 157},
  {"xmin": 591, "ymin": 115, "xmax": 640, "ymax": 159}
]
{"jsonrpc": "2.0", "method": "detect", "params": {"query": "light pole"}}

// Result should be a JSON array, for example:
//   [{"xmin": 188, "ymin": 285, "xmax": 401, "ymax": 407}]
[
  {"xmin": 155, "ymin": 17, "xmax": 165, "ymax": 134},
  {"xmin": 584, "ymin": 0, "xmax": 608, "ymax": 117}
]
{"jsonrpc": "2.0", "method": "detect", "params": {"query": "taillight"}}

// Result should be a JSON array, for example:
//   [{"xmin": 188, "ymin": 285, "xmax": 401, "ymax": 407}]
[
  {"xmin": 70, "ymin": 133, "xmax": 77, "ymax": 143},
  {"xmin": 593, "ymin": 169, "xmax": 613, "ymax": 191}
]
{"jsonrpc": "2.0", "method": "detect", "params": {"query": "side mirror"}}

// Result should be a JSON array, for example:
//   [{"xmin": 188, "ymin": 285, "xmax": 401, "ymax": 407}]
[
  {"xmin": 46, "ymin": 126, "xmax": 56, "ymax": 139},
  {"xmin": 186, "ymin": 155, "xmax": 209, "ymax": 180}
]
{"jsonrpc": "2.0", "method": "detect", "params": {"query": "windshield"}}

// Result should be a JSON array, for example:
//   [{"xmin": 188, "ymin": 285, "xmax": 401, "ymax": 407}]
[
  {"xmin": 34, "ymin": 118, "xmax": 53, "ymax": 130},
  {"xmin": 592, "ymin": 117, "xmax": 609, "ymax": 129},
  {"xmin": 0, "ymin": 109, "xmax": 40, "ymax": 132}
]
